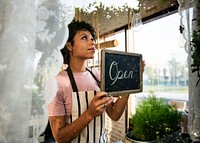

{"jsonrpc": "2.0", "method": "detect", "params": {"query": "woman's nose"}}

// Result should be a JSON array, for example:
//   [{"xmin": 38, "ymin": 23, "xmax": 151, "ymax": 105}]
[{"xmin": 89, "ymin": 38, "xmax": 95, "ymax": 45}]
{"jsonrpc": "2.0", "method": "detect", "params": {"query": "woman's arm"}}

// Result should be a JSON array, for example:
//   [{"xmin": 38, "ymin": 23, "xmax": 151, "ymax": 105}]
[
  {"xmin": 106, "ymin": 61, "xmax": 145, "ymax": 121},
  {"xmin": 106, "ymin": 94, "xmax": 129, "ymax": 121},
  {"xmin": 49, "ymin": 110, "xmax": 93, "ymax": 143},
  {"xmin": 49, "ymin": 92, "xmax": 114, "ymax": 143}
]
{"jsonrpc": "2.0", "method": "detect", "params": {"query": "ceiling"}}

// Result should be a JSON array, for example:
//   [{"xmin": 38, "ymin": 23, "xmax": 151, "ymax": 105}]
[{"xmin": 79, "ymin": 0, "xmax": 178, "ymax": 37}]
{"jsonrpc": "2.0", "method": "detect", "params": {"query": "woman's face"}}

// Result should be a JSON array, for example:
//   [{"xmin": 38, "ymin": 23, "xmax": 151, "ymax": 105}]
[{"xmin": 71, "ymin": 30, "xmax": 96, "ymax": 60}]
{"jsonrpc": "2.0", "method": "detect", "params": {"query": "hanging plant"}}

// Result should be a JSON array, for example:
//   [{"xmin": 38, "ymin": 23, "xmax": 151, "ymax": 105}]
[{"xmin": 191, "ymin": 3, "xmax": 200, "ymax": 86}]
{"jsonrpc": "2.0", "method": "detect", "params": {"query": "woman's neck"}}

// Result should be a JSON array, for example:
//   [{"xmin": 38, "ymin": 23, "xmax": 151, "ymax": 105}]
[{"xmin": 69, "ymin": 60, "xmax": 86, "ymax": 73}]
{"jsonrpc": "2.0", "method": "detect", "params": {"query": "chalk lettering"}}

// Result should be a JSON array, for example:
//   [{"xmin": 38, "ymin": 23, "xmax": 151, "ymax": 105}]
[{"xmin": 109, "ymin": 61, "xmax": 138, "ymax": 85}]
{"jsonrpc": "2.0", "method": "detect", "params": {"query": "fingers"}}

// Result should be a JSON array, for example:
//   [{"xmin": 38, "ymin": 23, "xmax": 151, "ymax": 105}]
[
  {"xmin": 142, "ymin": 60, "xmax": 145, "ymax": 73},
  {"xmin": 95, "ymin": 91, "xmax": 108, "ymax": 99},
  {"xmin": 102, "ymin": 103, "xmax": 107, "ymax": 108},
  {"xmin": 88, "ymin": 92, "xmax": 114, "ymax": 118},
  {"xmin": 105, "ymin": 96, "xmax": 115, "ymax": 106},
  {"xmin": 98, "ymin": 94, "xmax": 114, "ymax": 109},
  {"xmin": 91, "ymin": 92, "xmax": 113, "ymax": 108}
]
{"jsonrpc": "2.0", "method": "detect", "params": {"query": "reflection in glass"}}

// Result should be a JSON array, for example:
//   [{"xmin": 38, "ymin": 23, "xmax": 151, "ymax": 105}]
[{"xmin": 131, "ymin": 10, "xmax": 143, "ymax": 32}]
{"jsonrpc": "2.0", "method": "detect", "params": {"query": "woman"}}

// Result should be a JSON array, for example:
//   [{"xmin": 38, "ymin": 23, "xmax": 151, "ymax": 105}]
[{"xmin": 48, "ymin": 21, "xmax": 136, "ymax": 143}]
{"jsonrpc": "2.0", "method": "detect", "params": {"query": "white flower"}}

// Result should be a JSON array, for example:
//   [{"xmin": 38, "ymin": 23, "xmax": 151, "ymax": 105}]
[
  {"xmin": 37, "ymin": 6, "xmax": 50, "ymax": 20},
  {"xmin": 36, "ymin": 20, "xmax": 47, "ymax": 32}
]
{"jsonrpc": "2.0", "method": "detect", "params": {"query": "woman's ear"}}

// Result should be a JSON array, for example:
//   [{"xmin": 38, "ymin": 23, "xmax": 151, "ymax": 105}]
[{"xmin": 66, "ymin": 42, "xmax": 73, "ymax": 51}]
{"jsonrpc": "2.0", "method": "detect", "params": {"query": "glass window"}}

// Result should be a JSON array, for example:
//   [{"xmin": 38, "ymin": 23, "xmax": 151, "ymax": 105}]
[
  {"xmin": 87, "ymin": 30, "xmax": 126, "ymax": 68},
  {"xmin": 89, "ymin": 12, "xmax": 189, "ymax": 115},
  {"xmin": 130, "ymin": 12, "xmax": 189, "ymax": 114},
  {"xmin": 103, "ymin": 30, "xmax": 126, "ymax": 52}
]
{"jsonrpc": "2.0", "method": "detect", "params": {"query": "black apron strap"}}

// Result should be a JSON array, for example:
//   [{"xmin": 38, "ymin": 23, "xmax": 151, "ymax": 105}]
[
  {"xmin": 66, "ymin": 67, "xmax": 81, "ymax": 142},
  {"xmin": 66, "ymin": 67, "xmax": 100, "ymax": 92},
  {"xmin": 86, "ymin": 68, "xmax": 101, "ymax": 88},
  {"xmin": 66, "ymin": 66, "xmax": 78, "ymax": 92}
]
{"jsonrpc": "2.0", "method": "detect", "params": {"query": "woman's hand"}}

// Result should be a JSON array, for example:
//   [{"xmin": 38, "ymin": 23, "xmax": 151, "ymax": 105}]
[
  {"xmin": 142, "ymin": 60, "xmax": 145, "ymax": 73},
  {"xmin": 87, "ymin": 92, "xmax": 114, "ymax": 119}
]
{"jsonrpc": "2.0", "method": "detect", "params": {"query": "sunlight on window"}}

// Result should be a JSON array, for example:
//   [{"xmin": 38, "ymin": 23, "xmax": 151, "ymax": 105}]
[
  {"xmin": 92, "ymin": 12, "xmax": 189, "ymax": 114},
  {"xmin": 132, "ymin": 12, "xmax": 189, "ymax": 113}
]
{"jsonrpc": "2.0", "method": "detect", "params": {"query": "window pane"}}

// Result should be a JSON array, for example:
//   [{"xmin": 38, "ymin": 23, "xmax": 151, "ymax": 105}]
[
  {"xmin": 88, "ymin": 30, "xmax": 126, "ymax": 68},
  {"xmin": 104, "ymin": 30, "xmax": 126, "ymax": 52},
  {"xmin": 131, "ymin": 12, "xmax": 188, "ymax": 113}
]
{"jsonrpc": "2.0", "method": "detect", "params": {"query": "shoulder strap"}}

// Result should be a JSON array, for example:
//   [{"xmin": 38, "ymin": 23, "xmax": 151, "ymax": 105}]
[
  {"xmin": 66, "ymin": 67, "xmax": 78, "ymax": 92},
  {"xmin": 66, "ymin": 67, "xmax": 100, "ymax": 92},
  {"xmin": 86, "ymin": 68, "xmax": 101, "ymax": 88}
]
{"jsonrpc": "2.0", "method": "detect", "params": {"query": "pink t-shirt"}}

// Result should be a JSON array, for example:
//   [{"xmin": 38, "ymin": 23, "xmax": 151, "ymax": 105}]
[{"xmin": 48, "ymin": 69, "xmax": 100, "ymax": 117}]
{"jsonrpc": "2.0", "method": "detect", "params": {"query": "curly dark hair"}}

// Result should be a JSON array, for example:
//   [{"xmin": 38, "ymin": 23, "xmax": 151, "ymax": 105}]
[{"xmin": 60, "ymin": 21, "xmax": 96, "ymax": 65}]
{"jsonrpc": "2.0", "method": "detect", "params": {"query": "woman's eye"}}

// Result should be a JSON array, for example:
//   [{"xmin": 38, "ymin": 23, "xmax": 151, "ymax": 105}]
[{"xmin": 82, "ymin": 36, "xmax": 88, "ymax": 40}]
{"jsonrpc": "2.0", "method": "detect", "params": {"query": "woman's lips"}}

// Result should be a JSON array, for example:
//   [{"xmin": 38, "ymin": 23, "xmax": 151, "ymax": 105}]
[{"xmin": 88, "ymin": 47, "xmax": 95, "ymax": 52}]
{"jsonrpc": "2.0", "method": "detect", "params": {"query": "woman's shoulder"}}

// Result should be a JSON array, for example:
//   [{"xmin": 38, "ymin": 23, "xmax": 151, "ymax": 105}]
[
  {"xmin": 87, "ymin": 67, "xmax": 100, "ymax": 81},
  {"xmin": 56, "ymin": 70, "xmax": 68, "ymax": 78},
  {"xmin": 56, "ymin": 70, "xmax": 70, "ymax": 86},
  {"xmin": 88, "ymin": 68, "xmax": 100, "ymax": 76}
]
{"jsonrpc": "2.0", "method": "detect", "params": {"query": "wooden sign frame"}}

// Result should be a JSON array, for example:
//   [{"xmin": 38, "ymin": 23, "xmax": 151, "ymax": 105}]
[{"xmin": 101, "ymin": 49, "xmax": 143, "ymax": 95}]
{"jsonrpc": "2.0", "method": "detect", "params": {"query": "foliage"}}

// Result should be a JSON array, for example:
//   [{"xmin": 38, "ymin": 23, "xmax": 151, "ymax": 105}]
[
  {"xmin": 81, "ymin": 1, "xmax": 135, "ymax": 13},
  {"xmin": 191, "ymin": 3, "xmax": 200, "ymax": 86},
  {"xmin": 31, "ymin": 89, "xmax": 45, "ymax": 115},
  {"xmin": 129, "ymin": 92, "xmax": 181, "ymax": 141}
]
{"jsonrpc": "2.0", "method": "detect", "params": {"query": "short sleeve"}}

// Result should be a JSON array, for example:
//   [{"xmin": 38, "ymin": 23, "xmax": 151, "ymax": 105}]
[
  {"xmin": 48, "ymin": 81, "xmax": 66, "ymax": 116},
  {"xmin": 48, "ymin": 71, "xmax": 72, "ymax": 117}
]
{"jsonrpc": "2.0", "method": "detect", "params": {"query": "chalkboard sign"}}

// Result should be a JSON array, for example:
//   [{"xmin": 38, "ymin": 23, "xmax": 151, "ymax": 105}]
[{"xmin": 101, "ymin": 49, "xmax": 143, "ymax": 95}]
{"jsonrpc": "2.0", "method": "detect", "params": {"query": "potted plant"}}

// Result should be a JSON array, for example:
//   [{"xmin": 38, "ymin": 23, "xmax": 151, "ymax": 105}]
[{"xmin": 125, "ymin": 92, "xmax": 182, "ymax": 143}]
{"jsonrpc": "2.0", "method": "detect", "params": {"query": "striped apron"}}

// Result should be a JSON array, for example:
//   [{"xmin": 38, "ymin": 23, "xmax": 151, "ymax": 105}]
[{"xmin": 66, "ymin": 67, "xmax": 107, "ymax": 143}]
